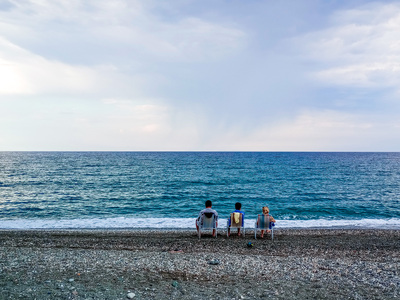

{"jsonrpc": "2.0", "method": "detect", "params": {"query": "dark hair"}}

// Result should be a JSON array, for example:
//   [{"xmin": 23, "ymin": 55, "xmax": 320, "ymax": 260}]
[
  {"xmin": 235, "ymin": 202, "xmax": 241, "ymax": 210},
  {"xmin": 205, "ymin": 200, "xmax": 212, "ymax": 207}
]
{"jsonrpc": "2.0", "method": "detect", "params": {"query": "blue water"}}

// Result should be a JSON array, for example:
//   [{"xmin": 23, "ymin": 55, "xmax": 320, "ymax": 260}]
[{"xmin": 0, "ymin": 152, "xmax": 399, "ymax": 229}]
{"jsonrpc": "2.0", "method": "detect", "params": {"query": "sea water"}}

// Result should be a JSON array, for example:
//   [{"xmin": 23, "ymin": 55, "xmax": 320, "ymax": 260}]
[{"xmin": 0, "ymin": 152, "xmax": 399, "ymax": 229}]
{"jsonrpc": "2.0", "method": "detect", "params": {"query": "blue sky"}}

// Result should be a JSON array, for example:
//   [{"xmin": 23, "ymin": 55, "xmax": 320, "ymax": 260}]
[{"xmin": 1, "ymin": 0, "xmax": 399, "ymax": 151}]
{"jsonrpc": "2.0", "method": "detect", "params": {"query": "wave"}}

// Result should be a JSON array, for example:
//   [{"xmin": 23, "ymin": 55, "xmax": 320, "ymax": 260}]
[{"xmin": 1, "ymin": 217, "xmax": 400, "ymax": 229}]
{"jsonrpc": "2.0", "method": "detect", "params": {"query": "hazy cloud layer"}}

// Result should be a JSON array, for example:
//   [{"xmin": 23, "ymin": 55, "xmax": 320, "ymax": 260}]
[{"xmin": 0, "ymin": 0, "xmax": 399, "ymax": 150}]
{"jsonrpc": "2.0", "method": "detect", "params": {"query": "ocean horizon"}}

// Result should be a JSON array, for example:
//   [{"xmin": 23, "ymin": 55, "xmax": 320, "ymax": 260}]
[{"xmin": 1, "ymin": 151, "xmax": 399, "ymax": 229}]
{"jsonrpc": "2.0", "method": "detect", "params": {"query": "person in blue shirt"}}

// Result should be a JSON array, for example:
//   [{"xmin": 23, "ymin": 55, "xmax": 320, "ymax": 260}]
[{"xmin": 227, "ymin": 202, "xmax": 244, "ymax": 236}]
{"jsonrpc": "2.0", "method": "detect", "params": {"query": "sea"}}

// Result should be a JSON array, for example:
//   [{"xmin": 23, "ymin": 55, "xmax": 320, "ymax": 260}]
[{"xmin": 0, "ymin": 152, "xmax": 399, "ymax": 230}]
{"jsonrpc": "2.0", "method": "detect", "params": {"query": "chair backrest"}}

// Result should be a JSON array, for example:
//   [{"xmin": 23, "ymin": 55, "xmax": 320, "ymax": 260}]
[
  {"xmin": 230, "ymin": 212, "xmax": 243, "ymax": 228},
  {"xmin": 201, "ymin": 213, "xmax": 216, "ymax": 229},
  {"xmin": 257, "ymin": 214, "xmax": 271, "ymax": 229}
]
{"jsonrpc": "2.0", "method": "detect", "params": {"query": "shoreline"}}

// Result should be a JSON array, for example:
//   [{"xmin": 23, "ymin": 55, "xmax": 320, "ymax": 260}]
[
  {"xmin": 1, "ymin": 217, "xmax": 400, "ymax": 231},
  {"xmin": 1, "ymin": 229, "xmax": 399, "ymax": 299},
  {"xmin": 2, "ymin": 225, "xmax": 400, "ymax": 231}
]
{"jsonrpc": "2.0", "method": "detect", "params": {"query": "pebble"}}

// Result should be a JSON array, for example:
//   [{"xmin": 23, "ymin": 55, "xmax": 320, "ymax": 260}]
[
  {"xmin": 208, "ymin": 259, "xmax": 220, "ymax": 265},
  {"xmin": 1, "ymin": 229, "xmax": 399, "ymax": 300},
  {"xmin": 172, "ymin": 281, "xmax": 179, "ymax": 288}
]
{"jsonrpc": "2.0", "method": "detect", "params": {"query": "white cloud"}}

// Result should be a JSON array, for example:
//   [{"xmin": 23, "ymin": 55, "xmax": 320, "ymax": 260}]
[
  {"xmin": 316, "ymin": 62, "xmax": 400, "ymax": 87},
  {"xmin": 299, "ymin": 3, "xmax": 400, "ymax": 88},
  {"xmin": 1, "ymin": 0, "xmax": 246, "ymax": 64},
  {"xmin": 0, "ymin": 37, "xmax": 135, "ymax": 96},
  {"xmin": 202, "ymin": 110, "xmax": 399, "ymax": 151},
  {"xmin": 0, "ymin": 0, "xmax": 246, "ymax": 98},
  {"xmin": 1, "ymin": 1, "xmax": 399, "ymax": 151},
  {"xmin": 0, "ymin": 38, "xmax": 35, "ymax": 94},
  {"xmin": 101, "ymin": 98, "xmax": 171, "ymax": 134}
]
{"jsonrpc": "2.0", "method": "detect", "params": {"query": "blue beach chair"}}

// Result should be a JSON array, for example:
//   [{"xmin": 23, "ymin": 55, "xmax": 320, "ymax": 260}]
[
  {"xmin": 254, "ymin": 214, "xmax": 275, "ymax": 240},
  {"xmin": 227, "ymin": 212, "xmax": 245, "ymax": 237}
]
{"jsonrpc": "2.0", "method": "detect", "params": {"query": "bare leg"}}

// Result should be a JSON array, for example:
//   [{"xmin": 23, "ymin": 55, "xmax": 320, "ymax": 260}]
[
  {"xmin": 237, "ymin": 228, "xmax": 241, "ymax": 236},
  {"xmin": 260, "ymin": 230, "xmax": 264, "ymax": 238},
  {"xmin": 212, "ymin": 229, "xmax": 216, "ymax": 237}
]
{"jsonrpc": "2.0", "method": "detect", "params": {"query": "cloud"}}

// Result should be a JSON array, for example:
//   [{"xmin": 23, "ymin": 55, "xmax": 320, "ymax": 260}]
[
  {"xmin": 201, "ymin": 110, "xmax": 400, "ymax": 151},
  {"xmin": 298, "ymin": 3, "xmax": 400, "ymax": 89},
  {"xmin": 0, "ymin": 0, "xmax": 246, "ymax": 65},
  {"xmin": 1, "ymin": 0, "xmax": 399, "ymax": 151},
  {"xmin": 316, "ymin": 62, "xmax": 400, "ymax": 88},
  {"xmin": 0, "ymin": 96, "xmax": 177, "ymax": 151},
  {"xmin": 101, "ymin": 98, "xmax": 171, "ymax": 134},
  {"xmin": 0, "ymin": 0, "xmax": 246, "ymax": 99},
  {"xmin": 0, "ymin": 36, "xmax": 141, "ymax": 96}
]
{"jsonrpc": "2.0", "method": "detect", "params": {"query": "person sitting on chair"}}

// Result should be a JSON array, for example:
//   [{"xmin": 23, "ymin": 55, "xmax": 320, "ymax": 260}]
[
  {"xmin": 227, "ymin": 202, "xmax": 245, "ymax": 236},
  {"xmin": 258, "ymin": 206, "xmax": 276, "ymax": 238},
  {"xmin": 196, "ymin": 200, "xmax": 218, "ymax": 237}
]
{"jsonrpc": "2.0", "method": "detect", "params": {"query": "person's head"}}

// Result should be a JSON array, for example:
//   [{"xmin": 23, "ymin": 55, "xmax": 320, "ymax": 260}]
[
  {"xmin": 262, "ymin": 206, "xmax": 269, "ymax": 214},
  {"xmin": 235, "ymin": 202, "xmax": 241, "ymax": 210},
  {"xmin": 205, "ymin": 200, "xmax": 212, "ymax": 208}
]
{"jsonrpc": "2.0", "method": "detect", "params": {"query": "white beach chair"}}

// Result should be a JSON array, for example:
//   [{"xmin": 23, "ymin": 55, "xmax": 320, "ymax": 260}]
[
  {"xmin": 254, "ymin": 214, "xmax": 274, "ymax": 240},
  {"xmin": 227, "ymin": 212, "xmax": 245, "ymax": 237},
  {"xmin": 197, "ymin": 212, "xmax": 217, "ymax": 239}
]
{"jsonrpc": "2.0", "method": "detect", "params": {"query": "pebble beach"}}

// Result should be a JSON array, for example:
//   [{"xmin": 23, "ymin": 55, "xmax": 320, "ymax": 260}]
[{"xmin": 1, "ymin": 229, "xmax": 399, "ymax": 299}]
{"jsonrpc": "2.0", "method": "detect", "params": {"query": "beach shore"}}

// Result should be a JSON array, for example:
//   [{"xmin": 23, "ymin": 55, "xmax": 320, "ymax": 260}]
[{"xmin": 1, "ymin": 229, "xmax": 399, "ymax": 299}]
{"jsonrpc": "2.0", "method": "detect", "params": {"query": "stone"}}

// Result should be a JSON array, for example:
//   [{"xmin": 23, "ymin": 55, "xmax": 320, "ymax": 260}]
[
  {"xmin": 208, "ymin": 259, "xmax": 220, "ymax": 265},
  {"xmin": 127, "ymin": 292, "xmax": 136, "ymax": 299}
]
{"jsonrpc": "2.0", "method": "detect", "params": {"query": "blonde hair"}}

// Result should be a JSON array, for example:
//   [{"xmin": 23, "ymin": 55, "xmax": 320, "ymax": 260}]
[{"xmin": 262, "ymin": 206, "xmax": 269, "ymax": 214}]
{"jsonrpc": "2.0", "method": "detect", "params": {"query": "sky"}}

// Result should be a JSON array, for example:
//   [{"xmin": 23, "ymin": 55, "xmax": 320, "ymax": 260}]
[{"xmin": 0, "ymin": 0, "xmax": 399, "ymax": 151}]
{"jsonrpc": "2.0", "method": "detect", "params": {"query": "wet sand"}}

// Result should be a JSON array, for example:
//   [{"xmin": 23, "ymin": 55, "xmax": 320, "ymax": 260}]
[{"xmin": 1, "ymin": 229, "xmax": 399, "ymax": 299}]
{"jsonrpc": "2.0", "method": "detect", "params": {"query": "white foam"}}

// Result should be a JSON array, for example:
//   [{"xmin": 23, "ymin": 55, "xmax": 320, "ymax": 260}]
[
  {"xmin": 276, "ymin": 218, "xmax": 400, "ymax": 229},
  {"xmin": 0, "ymin": 217, "xmax": 400, "ymax": 229}
]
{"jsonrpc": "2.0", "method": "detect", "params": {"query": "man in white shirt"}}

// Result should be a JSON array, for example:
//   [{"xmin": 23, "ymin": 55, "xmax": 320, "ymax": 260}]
[{"xmin": 196, "ymin": 200, "xmax": 218, "ymax": 237}]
